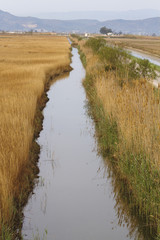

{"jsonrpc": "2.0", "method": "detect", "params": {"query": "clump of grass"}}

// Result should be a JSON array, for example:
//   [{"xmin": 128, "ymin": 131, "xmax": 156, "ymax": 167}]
[{"xmin": 0, "ymin": 34, "xmax": 71, "ymax": 237}]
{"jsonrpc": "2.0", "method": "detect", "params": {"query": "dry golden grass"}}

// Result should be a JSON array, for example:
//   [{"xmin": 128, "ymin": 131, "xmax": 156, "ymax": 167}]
[
  {"xmin": 79, "ymin": 39, "xmax": 160, "ymax": 166},
  {"xmin": 106, "ymin": 36, "xmax": 160, "ymax": 57},
  {"xmin": 95, "ymin": 75, "xmax": 160, "ymax": 165},
  {"xmin": 77, "ymin": 37, "xmax": 160, "ymax": 235},
  {"xmin": 0, "ymin": 34, "xmax": 70, "ymax": 226}
]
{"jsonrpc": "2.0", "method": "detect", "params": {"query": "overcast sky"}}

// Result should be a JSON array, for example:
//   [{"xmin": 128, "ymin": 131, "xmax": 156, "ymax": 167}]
[{"xmin": 1, "ymin": 0, "xmax": 160, "ymax": 15}]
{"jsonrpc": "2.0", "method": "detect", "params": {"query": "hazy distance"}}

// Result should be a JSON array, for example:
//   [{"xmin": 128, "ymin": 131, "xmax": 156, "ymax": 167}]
[
  {"xmin": 30, "ymin": 9, "xmax": 160, "ymax": 21},
  {"xmin": 1, "ymin": 0, "xmax": 160, "ymax": 20}
]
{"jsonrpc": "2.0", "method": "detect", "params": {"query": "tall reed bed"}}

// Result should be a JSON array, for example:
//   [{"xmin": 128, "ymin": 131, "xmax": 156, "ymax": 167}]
[
  {"xmin": 0, "ymin": 34, "xmax": 70, "ymax": 236},
  {"xmin": 77, "ymin": 37, "xmax": 160, "ymax": 239}
]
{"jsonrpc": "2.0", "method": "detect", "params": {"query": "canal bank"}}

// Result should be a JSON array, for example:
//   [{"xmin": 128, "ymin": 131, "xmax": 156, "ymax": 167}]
[
  {"xmin": 127, "ymin": 48, "xmax": 160, "ymax": 67},
  {"xmin": 76, "ymin": 37, "xmax": 160, "ymax": 240},
  {"xmin": 22, "ymin": 47, "xmax": 141, "ymax": 239}
]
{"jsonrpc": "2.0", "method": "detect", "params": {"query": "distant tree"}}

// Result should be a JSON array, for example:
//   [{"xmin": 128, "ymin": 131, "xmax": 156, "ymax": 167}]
[{"xmin": 100, "ymin": 26, "xmax": 112, "ymax": 35}]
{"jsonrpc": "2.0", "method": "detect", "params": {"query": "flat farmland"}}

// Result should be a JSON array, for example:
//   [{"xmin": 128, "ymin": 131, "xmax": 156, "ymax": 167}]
[{"xmin": 106, "ymin": 36, "xmax": 160, "ymax": 57}]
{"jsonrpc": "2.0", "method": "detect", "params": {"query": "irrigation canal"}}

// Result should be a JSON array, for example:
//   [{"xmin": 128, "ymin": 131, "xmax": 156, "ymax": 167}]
[
  {"xmin": 22, "ymin": 47, "xmax": 146, "ymax": 240},
  {"xmin": 129, "ymin": 49, "xmax": 160, "ymax": 66}
]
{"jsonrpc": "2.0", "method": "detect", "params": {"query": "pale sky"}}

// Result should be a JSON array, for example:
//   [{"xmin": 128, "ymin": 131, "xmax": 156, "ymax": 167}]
[{"xmin": 1, "ymin": 0, "xmax": 160, "ymax": 15}]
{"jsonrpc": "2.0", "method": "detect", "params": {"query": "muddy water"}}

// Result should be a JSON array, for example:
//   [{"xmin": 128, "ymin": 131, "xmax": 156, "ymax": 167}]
[
  {"xmin": 22, "ymin": 48, "xmax": 139, "ymax": 240},
  {"xmin": 129, "ymin": 49, "xmax": 160, "ymax": 66}
]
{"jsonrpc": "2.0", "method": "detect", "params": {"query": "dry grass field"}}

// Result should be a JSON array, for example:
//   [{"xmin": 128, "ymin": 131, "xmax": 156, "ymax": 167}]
[
  {"xmin": 0, "ymin": 34, "xmax": 70, "ymax": 233},
  {"xmin": 79, "ymin": 39, "xmax": 160, "ymax": 163},
  {"xmin": 106, "ymin": 36, "xmax": 160, "ymax": 57},
  {"xmin": 77, "ymin": 38, "xmax": 160, "ymax": 237}
]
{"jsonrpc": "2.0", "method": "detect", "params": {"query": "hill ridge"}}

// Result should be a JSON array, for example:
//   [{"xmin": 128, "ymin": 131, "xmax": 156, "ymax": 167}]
[{"xmin": 0, "ymin": 9, "xmax": 160, "ymax": 35}]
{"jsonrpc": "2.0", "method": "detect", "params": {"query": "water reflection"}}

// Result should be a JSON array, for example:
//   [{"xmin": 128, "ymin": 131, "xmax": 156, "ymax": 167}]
[
  {"xmin": 100, "ymin": 158, "xmax": 158, "ymax": 240},
  {"xmin": 49, "ymin": 72, "xmax": 70, "ymax": 87}
]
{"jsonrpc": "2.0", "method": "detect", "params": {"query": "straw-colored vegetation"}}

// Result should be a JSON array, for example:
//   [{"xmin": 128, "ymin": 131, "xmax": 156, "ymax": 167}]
[
  {"xmin": 74, "ymin": 37, "xmax": 160, "ymax": 239},
  {"xmin": 0, "ymin": 34, "xmax": 70, "ymax": 236},
  {"xmin": 106, "ymin": 35, "xmax": 160, "ymax": 57}
]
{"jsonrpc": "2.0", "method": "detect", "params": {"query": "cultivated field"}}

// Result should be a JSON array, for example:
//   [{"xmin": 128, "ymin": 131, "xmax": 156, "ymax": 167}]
[
  {"xmin": 0, "ymin": 34, "xmax": 70, "ymax": 235},
  {"xmin": 106, "ymin": 35, "xmax": 160, "ymax": 57}
]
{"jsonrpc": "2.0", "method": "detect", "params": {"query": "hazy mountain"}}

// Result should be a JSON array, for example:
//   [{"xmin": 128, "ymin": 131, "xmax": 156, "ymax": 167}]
[
  {"xmin": 103, "ymin": 18, "xmax": 160, "ymax": 35},
  {"xmin": 33, "ymin": 9, "xmax": 160, "ymax": 21},
  {"xmin": 0, "ymin": 9, "xmax": 160, "ymax": 35}
]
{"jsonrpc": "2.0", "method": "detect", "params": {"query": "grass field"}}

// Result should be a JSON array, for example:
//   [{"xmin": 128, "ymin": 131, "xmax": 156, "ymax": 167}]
[
  {"xmin": 0, "ymin": 34, "xmax": 71, "ymax": 237},
  {"xmin": 105, "ymin": 35, "xmax": 160, "ymax": 57},
  {"xmin": 74, "ymin": 37, "xmax": 160, "ymax": 239}
]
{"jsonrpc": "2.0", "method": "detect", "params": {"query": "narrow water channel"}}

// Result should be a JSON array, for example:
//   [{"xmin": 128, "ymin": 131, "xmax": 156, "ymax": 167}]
[
  {"xmin": 129, "ymin": 49, "xmax": 160, "ymax": 66},
  {"xmin": 22, "ymin": 48, "xmax": 139, "ymax": 240}
]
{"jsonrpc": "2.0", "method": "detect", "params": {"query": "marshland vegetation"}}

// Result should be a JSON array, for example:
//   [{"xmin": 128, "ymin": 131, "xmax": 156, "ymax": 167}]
[
  {"xmin": 0, "ymin": 34, "xmax": 71, "ymax": 238},
  {"xmin": 72, "ymin": 36, "xmax": 160, "ymax": 239}
]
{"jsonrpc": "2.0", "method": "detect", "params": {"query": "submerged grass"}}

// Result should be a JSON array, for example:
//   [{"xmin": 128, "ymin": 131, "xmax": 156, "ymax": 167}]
[
  {"xmin": 73, "ymin": 36, "xmax": 160, "ymax": 239},
  {"xmin": 0, "ymin": 34, "xmax": 71, "ymax": 238}
]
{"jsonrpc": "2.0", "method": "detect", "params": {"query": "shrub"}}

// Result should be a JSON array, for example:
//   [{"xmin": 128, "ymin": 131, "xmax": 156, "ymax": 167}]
[
  {"xmin": 84, "ymin": 37, "xmax": 157, "ymax": 83},
  {"xmin": 85, "ymin": 38, "xmax": 106, "ymax": 54},
  {"xmin": 137, "ymin": 59, "xmax": 157, "ymax": 79}
]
